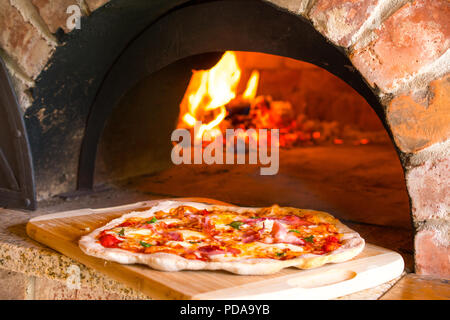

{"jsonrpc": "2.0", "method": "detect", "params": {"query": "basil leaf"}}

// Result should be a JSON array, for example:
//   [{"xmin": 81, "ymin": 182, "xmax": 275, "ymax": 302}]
[
  {"xmin": 118, "ymin": 228, "xmax": 125, "ymax": 237},
  {"xmin": 229, "ymin": 221, "xmax": 244, "ymax": 230},
  {"xmin": 145, "ymin": 217, "xmax": 157, "ymax": 224},
  {"xmin": 304, "ymin": 235, "xmax": 314, "ymax": 243},
  {"xmin": 288, "ymin": 229, "xmax": 300, "ymax": 234},
  {"xmin": 276, "ymin": 252, "xmax": 285, "ymax": 257},
  {"xmin": 140, "ymin": 241, "xmax": 153, "ymax": 247}
]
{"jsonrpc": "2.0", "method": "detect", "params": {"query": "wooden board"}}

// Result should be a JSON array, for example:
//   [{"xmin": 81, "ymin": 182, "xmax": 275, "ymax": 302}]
[
  {"xmin": 26, "ymin": 198, "xmax": 405, "ymax": 300},
  {"xmin": 380, "ymin": 274, "xmax": 450, "ymax": 300}
]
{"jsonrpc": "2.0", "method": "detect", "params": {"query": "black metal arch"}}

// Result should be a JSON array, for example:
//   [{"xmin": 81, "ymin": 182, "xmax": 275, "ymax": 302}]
[
  {"xmin": 78, "ymin": 0, "xmax": 385, "ymax": 190},
  {"xmin": 0, "ymin": 58, "xmax": 36, "ymax": 210}
]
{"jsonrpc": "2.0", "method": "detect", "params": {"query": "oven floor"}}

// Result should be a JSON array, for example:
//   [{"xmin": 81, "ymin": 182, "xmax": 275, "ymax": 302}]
[{"xmin": 105, "ymin": 144, "xmax": 414, "ymax": 271}]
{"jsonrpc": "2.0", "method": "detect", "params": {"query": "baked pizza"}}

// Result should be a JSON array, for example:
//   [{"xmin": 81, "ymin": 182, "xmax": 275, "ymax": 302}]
[{"xmin": 79, "ymin": 200, "xmax": 365, "ymax": 275}]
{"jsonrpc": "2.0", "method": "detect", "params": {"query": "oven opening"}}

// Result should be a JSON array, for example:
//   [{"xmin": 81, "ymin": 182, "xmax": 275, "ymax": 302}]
[{"xmin": 94, "ymin": 51, "xmax": 413, "ymax": 270}]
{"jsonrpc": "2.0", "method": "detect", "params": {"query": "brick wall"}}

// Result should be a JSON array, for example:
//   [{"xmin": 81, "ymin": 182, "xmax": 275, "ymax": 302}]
[
  {"xmin": 0, "ymin": 0, "xmax": 448, "ymax": 278},
  {"xmin": 273, "ymin": 0, "xmax": 450, "ymax": 279},
  {"xmin": 0, "ymin": 0, "xmax": 109, "ymax": 110}
]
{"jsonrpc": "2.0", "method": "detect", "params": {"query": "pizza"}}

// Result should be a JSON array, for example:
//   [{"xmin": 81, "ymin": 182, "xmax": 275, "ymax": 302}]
[{"xmin": 79, "ymin": 200, "xmax": 365, "ymax": 275}]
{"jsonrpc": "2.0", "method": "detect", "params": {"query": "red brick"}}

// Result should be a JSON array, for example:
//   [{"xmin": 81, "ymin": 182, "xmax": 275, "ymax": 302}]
[
  {"xmin": 406, "ymin": 157, "xmax": 450, "ymax": 222},
  {"xmin": 309, "ymin": 0, "xmax": 380, "ymax": 47},
  {"xmin": 351, "ymin": 0, "xmax": 450, "ymax": 92},
  {"xmin": 0, "ymin": 269, "xmax": 29, "ymax": 300},
  {"xmin": 31, "ymin": 0, "xmax": 81, "ymax": 33},
  {"xmin": 387, "ymin": 75, "xmax": 450, "ymax": 153},
  {"xmin": 268, "ymin": 0, "xmax": 311, "ymax": 13},
  {"xmin": 415, "ymin": 229, "xmax": 450, "ymax": 278},
  {"xmin": 85, "ymin": 0, "xmax": 109, "ymax": 12},
  {"xmin": 0, "ymin": 0, "xmax": 53, "ymax": 79}
]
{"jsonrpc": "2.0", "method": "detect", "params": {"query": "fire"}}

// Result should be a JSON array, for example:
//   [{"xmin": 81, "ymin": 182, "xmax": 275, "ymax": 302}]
[
  {"xmin": 177, "ymin": 51, "xmax": 372, "ymax": 148},
  {"xmin": 242, "ymin": 70, "xmax": 259, "ymax": 101},
  {"xmin": 179, "ymin": 51, "xmax": 248, "ymax": 140}
]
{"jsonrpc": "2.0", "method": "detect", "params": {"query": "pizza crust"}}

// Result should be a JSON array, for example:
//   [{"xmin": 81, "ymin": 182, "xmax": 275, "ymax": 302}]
[{"xmin": 79, "ymin": 200, "xmax": 365, "ymax": 275}]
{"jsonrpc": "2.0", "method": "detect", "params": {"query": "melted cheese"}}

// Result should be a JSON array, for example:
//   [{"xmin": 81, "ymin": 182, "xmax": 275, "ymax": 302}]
[
  {"xmin": 262, "ymin": 219, "xmax": 274, "ymax": 233},
  {"xmin": 158, "ymin": 218, "xmax": 183, "ymax": 225},
  {"xmin": 211, "ymin": 214, "xmax": 248, "ymax": 229},
  {"xmin": 178, "ymin": 229, "xmax": 207, "ymax": 240},
  {"xmin": 244, "ymin": 242, "xmax": 304, "ymax": 253},
  {"xmin": 165, "ymin": 241, "xmax": 194, "ymax": 248},
  {"xmin": 126, "ymin": 229, "xmax": 153, "ymax": 236}
]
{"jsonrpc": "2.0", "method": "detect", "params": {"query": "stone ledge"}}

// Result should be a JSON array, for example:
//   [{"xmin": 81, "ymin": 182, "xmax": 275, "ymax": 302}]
[{"xmin": 0, "ymin": 208, "xmax": 148, "ymax": 299}]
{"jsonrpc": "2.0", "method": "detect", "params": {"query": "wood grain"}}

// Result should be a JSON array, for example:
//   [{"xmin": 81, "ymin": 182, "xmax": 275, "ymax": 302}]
[
  {"xmin": 26, "ymin": 197, "xmax": 405, "ymax": 299},
  {"xmin": 380, "ymin": 274, "xmax": 450, "ymax": 300}
]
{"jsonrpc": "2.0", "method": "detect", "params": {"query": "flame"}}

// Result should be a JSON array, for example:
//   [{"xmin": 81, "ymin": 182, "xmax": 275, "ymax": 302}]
[
  {"xmin": 177, "ymin": 51, "xmax": 373, "ymax": 149},
  {"xmin": 179, "ymin": 51, "xmax": 259, "ymax": 140},
  {"xmin": 242, "ymin": 70, "xmax": 259, "ymax": 101}
]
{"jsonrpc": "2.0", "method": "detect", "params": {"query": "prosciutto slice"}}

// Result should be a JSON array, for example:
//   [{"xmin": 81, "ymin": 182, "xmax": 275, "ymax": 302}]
[
  {"xmin": 270, "ymin": 221, "xmax": 305, "ymax": 245},
  {"xmin": 197, "ymin": 245, "xmax": 228, "ymax": 255},
  {"xmin": 166, "ymin": 231, "xmax": 183, "ymax": 241},
  {"xmin": 241, "ymin": 230, "xmax": 261, "ymax": 243},
  {"xmin": 276, "ymin": 215, "xmax": 311, "ymax": 226}
]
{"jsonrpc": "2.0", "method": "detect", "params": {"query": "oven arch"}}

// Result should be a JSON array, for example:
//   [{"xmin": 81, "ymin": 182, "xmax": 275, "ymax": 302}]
[{"xmin": 77, "ymin": 0, "xmax": 392, "ymax": 190}]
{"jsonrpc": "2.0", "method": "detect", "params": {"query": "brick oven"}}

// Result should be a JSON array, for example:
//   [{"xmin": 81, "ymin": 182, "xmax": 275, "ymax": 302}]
[{"xmin": 0, "ymin": 0, "xmax": 448, "ymax": 298}]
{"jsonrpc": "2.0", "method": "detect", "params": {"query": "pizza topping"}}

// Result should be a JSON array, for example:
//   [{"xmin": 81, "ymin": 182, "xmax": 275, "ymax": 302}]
[
  {"xmin": 96, "ymin": 205, "xmax": 343, "ymax": 261},
  {"xmin": 198, "ymin": 209, "xmax": 211, "ymax": 215},
  {"xmin": 271, "ymin": 221, "xmax": 305, "ymax": 245},
  {"xmin": 259, "ymin": 219, "xmax": 274, "ymax": 234},
  {"xmin": 276, "ymin": 215, "xmax": 311, "ymax": 226},
  {"xmin": 99, "ymin": 234, "xmax": 122, "ymax": 248},
  {"xmin": 140, "ymin": 241, "xmax": 153, "ymax": 248},
  {"xmin": 166, "ymin": 231, "xmax": 183, "ymax": 241},
  {"xmin": 197, "ymin": 245, "xmax": 227, "ymax": 256},
  {"xmin": 117, "ymin": 221, "xmax": 134, "ymax": 228},
  {"xmin": 228, "ymin": 221, "xmax": 245, "ymax": 230},
  {"xmin": 202, "ymin": 216, "xmax": 219, "ymax": 236},
  {"xmin": 241, "ymin": 230, "xmax": 261, "ymax": 243},
  {"xmin": 146, "ymin": 217, "xmax": 158, "ymax": 224}
]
